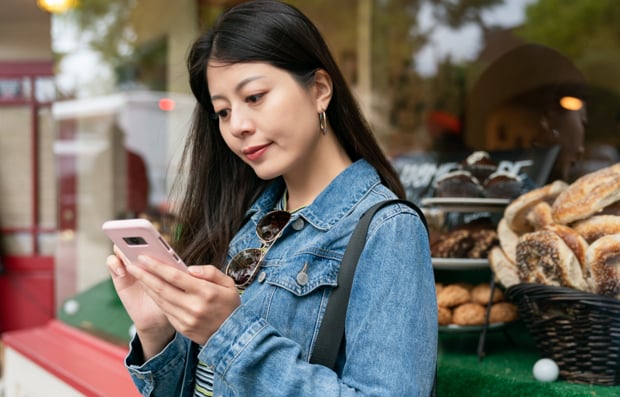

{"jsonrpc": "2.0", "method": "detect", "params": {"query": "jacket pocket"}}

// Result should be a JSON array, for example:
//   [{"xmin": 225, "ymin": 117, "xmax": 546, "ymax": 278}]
[{"xmin": 264, "ymin": 250, "xmax": 340, "ymax": 296}]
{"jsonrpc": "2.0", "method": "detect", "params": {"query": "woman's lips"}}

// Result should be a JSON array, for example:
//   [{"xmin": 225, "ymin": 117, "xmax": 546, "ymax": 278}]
[{"xmin": 243, "ymin": 143, "xmax": 270, "ymax": 161}]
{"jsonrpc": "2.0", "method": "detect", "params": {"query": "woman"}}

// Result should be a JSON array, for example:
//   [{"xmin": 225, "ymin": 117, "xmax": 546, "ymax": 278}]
[{"xmin": 106, "ymin": 1, "xmax": 437, "ymax": 395}]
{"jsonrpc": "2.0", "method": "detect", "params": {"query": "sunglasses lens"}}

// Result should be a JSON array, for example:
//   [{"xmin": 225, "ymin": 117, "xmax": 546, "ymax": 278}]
[
  {"xmin": 226, "ymin": 248, "xmax": 263, "ymax": 286},
  {"xmin": 257, "ymin": 211, "xmax": 291, "ymax": 242}
]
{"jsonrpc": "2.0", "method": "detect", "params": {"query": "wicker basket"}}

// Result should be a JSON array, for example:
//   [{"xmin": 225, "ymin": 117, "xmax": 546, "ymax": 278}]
[{"xmin": 506, "ymin": 283, "xmax": 620, "ymax": 385}]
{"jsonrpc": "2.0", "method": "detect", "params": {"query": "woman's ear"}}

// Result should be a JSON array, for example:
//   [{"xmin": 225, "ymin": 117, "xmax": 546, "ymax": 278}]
[{"xmin": 313, "ymin": 69, "xmax": 333, "ymax": 111}]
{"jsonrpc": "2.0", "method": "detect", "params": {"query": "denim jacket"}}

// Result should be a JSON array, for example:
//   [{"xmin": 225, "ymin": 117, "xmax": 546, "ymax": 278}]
[{"xmin": 125, "ymin": 159, "xmax": 438, "ymax": 396}]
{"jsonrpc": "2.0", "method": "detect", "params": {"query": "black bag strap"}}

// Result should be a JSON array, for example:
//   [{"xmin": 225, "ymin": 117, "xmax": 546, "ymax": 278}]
[
  {"xmin": 310, "ymin": 198, "xmax": 436, "ymax": 395},
  {"xmin": 310, "ymin": 199, "xmax": 428, "ymax": 367}
]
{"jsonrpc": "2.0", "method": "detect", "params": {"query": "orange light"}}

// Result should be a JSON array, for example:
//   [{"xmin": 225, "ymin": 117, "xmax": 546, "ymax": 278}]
[
  {"xmin": 37, "ymin": 0, "xmax": 79, "ymax": 13},
  {"xmin": 559, "ymin": 96, "xmax": 583, "ymax": 111},
  {"xmin": 158, "ymin": 98, "xmax": 176, "ymax": 112}
]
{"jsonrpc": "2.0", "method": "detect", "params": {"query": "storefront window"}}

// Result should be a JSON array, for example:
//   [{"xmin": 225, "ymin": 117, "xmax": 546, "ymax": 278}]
[{"xmin": 48, "ymin": 0, "xmax": 620, "ymax": 340}]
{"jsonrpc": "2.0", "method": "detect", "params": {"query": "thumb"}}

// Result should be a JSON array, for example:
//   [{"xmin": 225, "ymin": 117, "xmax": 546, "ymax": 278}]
[{"xmin": 188, "ymin": 265, "xmax": 236, "ymax": 288}]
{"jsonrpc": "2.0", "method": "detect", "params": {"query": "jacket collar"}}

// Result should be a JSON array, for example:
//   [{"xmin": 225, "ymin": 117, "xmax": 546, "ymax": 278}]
[{"xmin": 248, "ymin": 159, "xmax": 381, "ymax": 231}]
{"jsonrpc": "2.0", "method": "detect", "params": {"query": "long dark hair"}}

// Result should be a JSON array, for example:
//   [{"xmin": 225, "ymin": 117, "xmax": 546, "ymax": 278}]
[{"xmin": 173, "ymin": 0, "xmax": 405, "ymax": 267}]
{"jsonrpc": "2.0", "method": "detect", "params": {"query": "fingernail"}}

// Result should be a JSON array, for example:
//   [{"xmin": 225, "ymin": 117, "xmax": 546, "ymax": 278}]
[
  {"xmin": 114, "ymin": 266, "xmax": 126, "ymax": 277},
  {"xmin": 188, "ymin": 266, "xmax": 203, "ymax": 275}
]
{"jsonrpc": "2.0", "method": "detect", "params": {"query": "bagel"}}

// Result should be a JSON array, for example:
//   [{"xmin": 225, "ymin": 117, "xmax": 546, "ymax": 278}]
[
  {"xmin": 525, "ymin": 201, "xmax": 554, "ymax": 231},
  {"xmin": 585, "ymin": 233, "xmax": 620, "ymax": 298},
  {"xmin": 516, "ymin": 230, "xmax": 589, "ymax": 291},
  {"xmin": 543, "ymin": 223, "xmax": 589, "ymax": 272},
  {"xmin": 488, "ymin": 246, "xmax": 520, "ymax": 288},
  {"xmin": 572, "ymin": 215, "xmax": 620, "ymax": 244},
  {"xmin": 504, "ymin": 180, "xmax": 568, "ymax": 234},
  {"xmin": 497, "ymin": 218, "xmax": 519, "ymax": 263},
  {"xmin": 551, "ymin": 163, "xmax": 620, "ymax": 224}
]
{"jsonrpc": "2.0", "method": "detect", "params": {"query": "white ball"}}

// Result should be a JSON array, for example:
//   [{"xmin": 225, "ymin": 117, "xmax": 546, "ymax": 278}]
[
  {"xmin": 63, "ymin": 299, "xmax": 80, "ymax": 315},
  {"xmin": 533, "ymin": 358, "xmax": 559, "ymax": 382}
]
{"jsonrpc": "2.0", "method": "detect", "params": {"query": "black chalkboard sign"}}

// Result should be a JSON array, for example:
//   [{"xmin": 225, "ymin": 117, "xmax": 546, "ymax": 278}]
[{"xmin": 391, "ymin": 146, "xmax": 560, "ymax": 202}]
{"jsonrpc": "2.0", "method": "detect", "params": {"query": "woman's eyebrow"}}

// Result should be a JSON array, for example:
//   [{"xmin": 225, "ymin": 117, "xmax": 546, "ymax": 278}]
[{"xmin": 211, "ymin": 75, "xmax": 265, "ymax": 101}]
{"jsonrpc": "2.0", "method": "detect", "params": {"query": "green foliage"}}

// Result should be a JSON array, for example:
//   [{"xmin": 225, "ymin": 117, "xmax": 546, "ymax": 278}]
[
  {"xmin": 517, "ymin": 0, "xmax": 620, "ymax": 60},
  {"xmin": 68, "ymin": 0, "xmax": 138, "ymax": 67}
]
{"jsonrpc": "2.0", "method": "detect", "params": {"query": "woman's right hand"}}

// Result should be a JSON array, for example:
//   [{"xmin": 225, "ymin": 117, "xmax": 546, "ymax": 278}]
[{"xmin": 106, "ymin": 246, "xmax": 175, "ymax": 360}]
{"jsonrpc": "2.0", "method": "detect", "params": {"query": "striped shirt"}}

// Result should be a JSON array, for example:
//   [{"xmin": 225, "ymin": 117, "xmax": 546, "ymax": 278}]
[{"xmin": 194, "ymin": 360, "xmax": 214, "ymax": 396}]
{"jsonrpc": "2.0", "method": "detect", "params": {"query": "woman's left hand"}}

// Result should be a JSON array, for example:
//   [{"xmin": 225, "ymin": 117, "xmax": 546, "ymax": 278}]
[{"xmin": 125, "ymin": 257, "xmax": 241, "ymax": 345}]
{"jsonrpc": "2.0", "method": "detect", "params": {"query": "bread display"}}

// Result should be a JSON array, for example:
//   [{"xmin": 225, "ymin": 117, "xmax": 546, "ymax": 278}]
[
  {"xmin": 490, "ymin": 163, "xmax": 620, "ymax": 299},
  {"xmin": 436, "ymin": 282, "xmax": 518, "ymax": 326}
]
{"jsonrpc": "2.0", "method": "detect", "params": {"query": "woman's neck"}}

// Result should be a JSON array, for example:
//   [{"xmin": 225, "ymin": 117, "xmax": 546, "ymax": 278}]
[{"xmin": 283, "ymin": 137, "xmax": 352, "ymax": 211}]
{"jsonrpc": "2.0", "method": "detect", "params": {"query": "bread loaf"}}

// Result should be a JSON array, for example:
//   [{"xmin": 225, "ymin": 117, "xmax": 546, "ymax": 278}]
[
  {"xmin": 504, "ymin": 180, "xmax": 568, "ymax": 234},
  {"xmin": 551, "ymin": 163, "xmax": 620, "ymax": 224},
  {"xmin": 572, "ymin": 215, "xmax": 620, "ymax": 244}
]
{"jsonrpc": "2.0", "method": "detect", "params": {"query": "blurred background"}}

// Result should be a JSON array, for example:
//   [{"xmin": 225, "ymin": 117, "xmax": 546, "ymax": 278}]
[{"xmin": 1, "ymin": 1, "xmax": 620, "ymax": 394}]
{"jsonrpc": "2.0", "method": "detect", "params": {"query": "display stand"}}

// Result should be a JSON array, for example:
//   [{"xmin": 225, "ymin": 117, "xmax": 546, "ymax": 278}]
[{"xmin": 423, "ymin": 197, "xmax": 511, "ymax": 359}]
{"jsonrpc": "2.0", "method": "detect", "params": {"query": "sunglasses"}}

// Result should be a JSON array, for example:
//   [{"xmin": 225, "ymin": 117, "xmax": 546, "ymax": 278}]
[{"xmin": 225, "ymin": 210, "xmax": 291, "ymax": 288}]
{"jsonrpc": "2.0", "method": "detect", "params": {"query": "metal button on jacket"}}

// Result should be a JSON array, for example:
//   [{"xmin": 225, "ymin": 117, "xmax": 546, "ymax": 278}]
[
  {"xmin": 296, "ymin": 263, "xmax": 309, "ymax": 286},
  {"xmin": 257, "ymin": 271, "xmax": 267, "ymax": 283},
  {"xmin": 292, "ymin": 218, "xmax": 305, "ymax": 230}
]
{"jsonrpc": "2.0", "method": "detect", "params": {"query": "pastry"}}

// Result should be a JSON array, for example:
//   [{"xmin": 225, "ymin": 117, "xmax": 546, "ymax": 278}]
[
  {"xmin": 436, "ymin": 284, "xmax": 471, "ymax": 308},
  {"xmin": 467, "ymin": 229, "xmax": 499, "ymax": 258},
  {"xmin": 431, "ymin": 229, "xmax": 474, "ymax": 258},
  {"xmin": 525, "ymin": 201, "xmax": 554, "ymax": 231},
  {"xmin": 488, "ymin": 246, "xmax": 521, "ymax": 288},
  {"xmin": 572, "ymin": 215, "xmax": 620, "ymax": 244},
  {"xmin": 471, "ymin": 282, "xmax": 505, "ymax": 305},
  {"xmin": 497, "ymin": 218, "xmax": 519, "ymax": 263},
  {"xmin": 433, "ymin": 170, "xmax": 484, "ymax": 198},
  {"xmin": 483, "ymin": 171, "xmax": 523, "ymax": 199},
  {"xmin": 551, "ymin": 163, "xmax": 620, "ymax": 225},
  {"xmin": 543, "ymin": 223, "xmax": 589, "ymax": 270},
  {"xmin": 585, "ymin": 233, "xmax": 620, "ymax": 298},
  {"xmin": 489, "ymin": 302, "xmax": 519, "ymax": 323},
  {"xmin": 504, "ymin": 180, "xmax": 568, "ymax": 234},
  {"xmin": 437, "ymin": 306, "xmax": 453, "ymax": 325},
  {"xmin": 516, "ymin": 230, "xmax": 589, "ymax": 291},
  {"xmin": 461, "ymin": 151, "xmax": 497, "ymax": 184},
  {"xmin": 452, "ymin": 302, "xmax": 486, "ymax": 326}
]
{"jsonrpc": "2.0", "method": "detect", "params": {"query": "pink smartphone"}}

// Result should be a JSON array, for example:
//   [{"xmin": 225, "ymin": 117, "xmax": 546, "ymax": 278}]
[{"xmin": 102, "ymin": 218, "xmax": 187, "ymax": 271}]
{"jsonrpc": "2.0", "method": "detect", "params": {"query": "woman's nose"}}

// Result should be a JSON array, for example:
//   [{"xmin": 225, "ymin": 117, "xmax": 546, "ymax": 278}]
[{"xmin": 228, "ymin": 108, "xmax": 254, "ymax": 137}]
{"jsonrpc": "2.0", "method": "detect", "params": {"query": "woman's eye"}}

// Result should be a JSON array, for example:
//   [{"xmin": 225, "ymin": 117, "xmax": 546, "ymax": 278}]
[
  {"xmin": 216, "ymin": 109, "xmax": 230, "ymax": 119},
  {"xmin": 246, "ymin": 93, "xmax": 264, "ymax": 104}
]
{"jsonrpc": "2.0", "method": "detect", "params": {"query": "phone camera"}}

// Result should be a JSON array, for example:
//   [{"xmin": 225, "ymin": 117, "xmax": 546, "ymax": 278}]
[{"xmin": 123, "ymin": 236, "xmax": 148, "ymax": 246}]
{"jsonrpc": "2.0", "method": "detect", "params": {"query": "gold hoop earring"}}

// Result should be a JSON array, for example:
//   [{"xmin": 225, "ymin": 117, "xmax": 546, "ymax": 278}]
[{"xmin": 319, "ymin": 111, "xmax": 327, "ymax": 136}]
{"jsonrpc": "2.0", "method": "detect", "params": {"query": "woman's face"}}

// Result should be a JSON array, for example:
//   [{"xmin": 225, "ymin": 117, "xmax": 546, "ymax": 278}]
[{"xmin": 207, "ymin": 61, "xmax": 325, "ymax": 181}]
